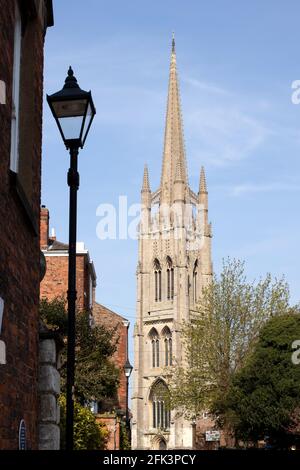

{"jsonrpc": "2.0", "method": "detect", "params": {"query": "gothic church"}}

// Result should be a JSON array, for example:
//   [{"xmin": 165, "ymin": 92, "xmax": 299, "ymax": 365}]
[{"xmin": 131, "ymin": 37, "xmax": 212, "ymax": 450}]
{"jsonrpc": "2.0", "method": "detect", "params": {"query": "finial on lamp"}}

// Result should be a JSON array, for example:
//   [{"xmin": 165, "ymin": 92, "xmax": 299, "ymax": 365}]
[{"xmin": 63, "ymin": 66, "xmax": 79, "ymax": 89}]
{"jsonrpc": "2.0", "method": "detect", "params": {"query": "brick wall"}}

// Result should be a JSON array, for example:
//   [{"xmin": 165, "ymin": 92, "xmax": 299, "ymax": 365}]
[
  {"xmin": 40, "ymin": 206, "xmax": 49, "ymax": 249},
  {"xmin": 93, "ymin": 303, "xmax": 129, "ymax": 413},
  {"xmin": 0, "ymin": 0, "xmax": 53, "ymax": 450},
  {"xmin": 39, "ymin": 207, "xmax": 93, "ymax": 312},
  {"xmin": 40, "ymin": 253, "xmax": 89, "ymax": 311},
  {"xmin": 96, "ymin": 414, "xmax": 121, "ymax": 450}
]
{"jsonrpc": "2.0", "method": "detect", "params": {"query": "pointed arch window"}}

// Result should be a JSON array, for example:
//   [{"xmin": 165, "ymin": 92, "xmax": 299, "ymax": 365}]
[
  {"xmin": 150, "ymin": 380, "xmax": 171, "ymax": 430},
  {"xmin": 158, "ymin": 439, "xmax": 167, "ymax": 450},
  {"xmin": 154, "ymin": 259, "xmax": 162, "ymax": 302},
  {"xmin": 166, "ymin": 257, "xmax": 174, "ymax": 300},
  {"xmin": 149, "ymin": 328, "xmax": 159, "ymax": 367},
  {"xmin": 193, "ymin": 260, "xmax": 198, "ymax": 303},
  {"xmin": 162, "ymin": 326, "xmax": 172, "ymax": 366}
]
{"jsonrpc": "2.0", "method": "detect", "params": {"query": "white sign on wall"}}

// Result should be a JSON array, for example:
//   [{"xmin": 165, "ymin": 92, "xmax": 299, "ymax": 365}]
[
  {"xmin": 0, "ymin": 297, "xmax": 6, "ymax": 364},
  {"xmin": 0, "ymin": 341, "xmax": 6, "ymax": 365},
  {"xmin": 0, "ymin": 297, "xmax": 4, "ymax": 334},
  {"xmin": 205, "ymin": 430, "xmax": 220, "ymax": 442},
  {"xmin": 0, "ymin": 80, "xmax": 6, "ymax": 104}
]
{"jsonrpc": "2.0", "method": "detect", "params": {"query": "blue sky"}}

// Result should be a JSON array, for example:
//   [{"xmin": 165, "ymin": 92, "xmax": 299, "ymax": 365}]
[{"xmin": 42, "ymin": 1, "xmax": 300, "ymax": 376}]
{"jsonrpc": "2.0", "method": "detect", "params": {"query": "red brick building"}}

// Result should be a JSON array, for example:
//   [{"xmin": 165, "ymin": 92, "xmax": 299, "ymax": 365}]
[
  {"xmin": 40, "ymin": 206, "xmax": 96, "ymax": 311},
  {"xmin": 93, "ymin": 303, "xmax": 129, "ymax": 414},
  {"xmin": 93, "ymin": 303, "xmax": 130, "ymax": 450},
  {"xmin": 0, "ymin": 0, "xmax": 53, "ymax": 450},
  {"xmin": 39, "ymin": 208, "xmax": 130, "ymax": 449}
]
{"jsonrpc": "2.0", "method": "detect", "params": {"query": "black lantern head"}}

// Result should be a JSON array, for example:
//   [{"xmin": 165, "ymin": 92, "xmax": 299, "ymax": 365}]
[
  {"xmin": 47, "ymin": 67, "xmax": 96, "ymax": 149},
  {"xmin": 124, "ymin": 359, "xmax": 133, "ymax": 378}
]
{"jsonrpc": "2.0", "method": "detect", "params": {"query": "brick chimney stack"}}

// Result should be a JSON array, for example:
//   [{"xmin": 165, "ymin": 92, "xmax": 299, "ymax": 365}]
[{"xmin": 40, "ymin": 206, "xmax": 49, "ymax": 249}]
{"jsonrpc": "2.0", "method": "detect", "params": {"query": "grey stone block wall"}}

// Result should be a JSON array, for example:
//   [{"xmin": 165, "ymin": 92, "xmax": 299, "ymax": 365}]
[{"xmin": 38, "ymin": 335, "xmax": 60, "ymax": 450}]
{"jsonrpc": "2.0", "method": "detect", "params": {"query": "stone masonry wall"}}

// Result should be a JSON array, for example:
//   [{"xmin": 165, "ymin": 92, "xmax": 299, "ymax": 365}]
[{"xmin": 38, "ymin": 332, "xmax": 60, "ymax": 450}]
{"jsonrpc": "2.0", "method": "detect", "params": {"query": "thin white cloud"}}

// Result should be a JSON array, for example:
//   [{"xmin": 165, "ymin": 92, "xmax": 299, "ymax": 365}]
[
  {"xmin": 186, "ymin": 106, "xmax": 269, "ymax": 169},
  {"xmin": 231, "ymin": 182, "xmax": 300, "ymax": 196},
  {"xmin": 183, "ymin": 76, "xmax": 231, "ymax": 96},
  {"xmin": 231, "ymin": 236, "xmax": 286, "ymax": 258},
  {"xmin": 178, "ymin": 73, "xmax": 272, "ymax": 170}
]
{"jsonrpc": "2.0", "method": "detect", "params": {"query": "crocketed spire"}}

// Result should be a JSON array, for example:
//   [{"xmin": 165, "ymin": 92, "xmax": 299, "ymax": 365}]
[
  {"xmin": 199, "ymin": 166, "xmax": 207, "ymax": 193},
  {"xmin": 142, "ymin": 164, "xmax": 151, "ymax": 192},
  {"xmin": 160, "ymin": 35, "xmax": 188, "ymax": 203}
]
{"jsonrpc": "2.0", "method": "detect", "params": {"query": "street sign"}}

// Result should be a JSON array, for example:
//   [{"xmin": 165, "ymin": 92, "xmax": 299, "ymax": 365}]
[{"xmin": 205, "ymin": 430, "xmax": 220, "ymax": 442}]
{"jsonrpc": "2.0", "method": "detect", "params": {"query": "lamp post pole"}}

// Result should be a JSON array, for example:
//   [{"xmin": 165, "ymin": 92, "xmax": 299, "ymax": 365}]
[
  {"xmin": 125, "ymin": 374, "xmax": 129, "ymax": 426},
  {"xmin": 47, "ymin": 67, "xmax": 96, "ymax": 451},
  {"xmin": 66, "ymin": 145, "xmax": 79, "ymax": 451},
  {"xmin": 124, "ymin": 358, "xmax": 133, "ymax": 443}
]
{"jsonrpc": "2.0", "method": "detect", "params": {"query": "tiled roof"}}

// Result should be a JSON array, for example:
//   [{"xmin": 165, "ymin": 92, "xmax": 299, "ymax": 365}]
[
  {"xmin": 48, "ymin": 239, "xmax": 69, "ymax": 251},
  {"xmin": 93, "ymin": 302, "xmax": 128, "ymax": 327}
]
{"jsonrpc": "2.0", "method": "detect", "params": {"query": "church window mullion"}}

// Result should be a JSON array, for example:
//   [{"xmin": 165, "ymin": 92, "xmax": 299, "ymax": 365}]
[
  {"xmin": 165, "ymin": 338, "xmax": 168, "ymax": 366},
  {"xmin": 157, "ymin": 400, "xmax": 160, "ymax": 428},
  {"xmin": 167, "ymin": 269, "xmax": 170, "ymax": 300},
  {"xmin": 162, "ymin": 402, "xmax": 165, "ymax": 429},
  {"xmin": 152, "ymin": 339, "xmax": 155, "ymax": 367},
  {"xmin": 158, "ymin": 270, "xmax": 161, "ymax": 301},
  {"xmin": 193, "ymin": 261, "xmax": 198, "ymax": 303}
]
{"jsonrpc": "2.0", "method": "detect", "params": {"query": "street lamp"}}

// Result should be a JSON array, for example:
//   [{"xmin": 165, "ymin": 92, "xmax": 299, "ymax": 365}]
[
  {"xmin": 47, "ymin": 67, "xmax": 96, "ymax": 451},
  {"xmin": 124, "ymin": 358, "xmax": 133, "ymax": 427}
]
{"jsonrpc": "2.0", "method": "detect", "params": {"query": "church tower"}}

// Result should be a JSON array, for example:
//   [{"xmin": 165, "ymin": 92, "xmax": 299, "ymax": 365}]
[{"xmin": 131, "ymin": 37, "xmax": 212, "ymax": 450}]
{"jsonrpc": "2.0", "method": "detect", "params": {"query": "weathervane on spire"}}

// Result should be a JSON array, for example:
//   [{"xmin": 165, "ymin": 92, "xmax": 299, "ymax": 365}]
[{"xmin": 172, "ymin": 32, "xmax": 175, "ymax": 53}]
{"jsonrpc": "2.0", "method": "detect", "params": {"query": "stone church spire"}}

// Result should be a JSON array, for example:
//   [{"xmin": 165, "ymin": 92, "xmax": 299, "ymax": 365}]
[
  {"xmin": 160, "ymin": 34, "xmax": 188, "ymax": 204},
  {"xmin": 142, "ymin": 164, "xmax": 151, "ymax": 193},
  {"xmin": 199, "ymin": 166, "xmax": 207, "ymax": 194}
]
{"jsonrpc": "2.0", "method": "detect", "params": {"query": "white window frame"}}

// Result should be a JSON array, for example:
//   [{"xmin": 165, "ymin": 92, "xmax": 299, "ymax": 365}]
[{"xmin": 10, "ymin": 2, "xmax": 22, "ymax": 173}]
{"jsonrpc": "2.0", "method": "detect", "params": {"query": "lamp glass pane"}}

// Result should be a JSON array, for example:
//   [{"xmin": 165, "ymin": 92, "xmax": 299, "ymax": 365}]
[
  {"xmin": 81, "ymin": 102, "xmax": 93, "ymax": 142},
  {"xmin": 58, "ymin": 116, "xmax": 84, "ymax": 141},
  {"xmin": 124, "ymin": 363, "xmax": 133, "ymax": 377}
]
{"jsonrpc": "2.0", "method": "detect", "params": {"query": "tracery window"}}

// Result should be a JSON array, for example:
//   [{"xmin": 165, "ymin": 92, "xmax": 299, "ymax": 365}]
[
  {"xmin": 149, "ymin": 328, "xmax": 159, "ymax": 367},
  {"xmin": 162, "ymin": 326, "xmax": 172, "ymax": 366},
  {"xmin": 193, "ymin": 260, "xmax": 198, "ymax": 303},
  {"xmin": 150, "ymin": 380, "xmax": 170, "ymax": 430},
  {"xmin": 166, "ymin": 257, "xmax": 174, "ymax": 300},
  {"xmin": 154, "ymin": 259, "xmax": 162, "ymax": 302}
]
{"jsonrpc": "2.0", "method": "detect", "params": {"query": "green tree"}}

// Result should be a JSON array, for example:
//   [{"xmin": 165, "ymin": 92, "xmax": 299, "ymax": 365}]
[
  {"xmin": 40, "ymin": 298, "xmax": 120, "ymax": 403},
  {"xmin": 168, "ymin": 259, "xmax": 291, "ymax": 420},
  {"xmin": 120, "ymin": 421, "xmax": 131, "ymax": 450},
  {"xmin": 40, "ymin": 297, "xmax": 68, "ymax": 334},
  {"xmin": 59, "ymin": 395, "xmax": 108, "ymax": 450},
  {"xmin": 214, "ymin": 313, "xmax": 300, "ymax": 448},
  {"xmin": 73, "ymin": 311, "xmax": 119, "ymax": 403}
]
